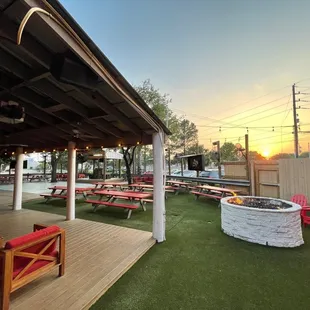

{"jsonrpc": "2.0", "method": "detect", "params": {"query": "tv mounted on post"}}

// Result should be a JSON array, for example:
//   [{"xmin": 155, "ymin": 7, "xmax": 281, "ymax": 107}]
[{"xmin": 187, "ymin": 155, "xmax": 205, "ymax": 171}]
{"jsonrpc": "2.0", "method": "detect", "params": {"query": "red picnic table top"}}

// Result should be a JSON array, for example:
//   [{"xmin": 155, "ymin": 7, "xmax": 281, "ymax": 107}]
[{"xmin": 93, "ymin": 190, "xmax": 152, "ymax": 200}]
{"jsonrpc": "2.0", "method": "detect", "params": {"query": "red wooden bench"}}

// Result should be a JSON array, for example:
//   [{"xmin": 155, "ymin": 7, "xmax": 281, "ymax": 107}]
[
  {"xmin": 85, "ymin": 200, "xmax": 139, "ymax": 219},
  {"xmin": 40, "ymin": 194, "xmax": 67, "ymax": 202},
  {"xmin": 0, "ymin": 224, "xmax": 65, "ymax": 310}
]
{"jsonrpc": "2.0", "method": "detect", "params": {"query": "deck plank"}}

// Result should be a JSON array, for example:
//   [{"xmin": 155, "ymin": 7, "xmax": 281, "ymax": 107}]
[{"xmin": 0, "ymin": 209, "xmax": 155, "ymax": 310}]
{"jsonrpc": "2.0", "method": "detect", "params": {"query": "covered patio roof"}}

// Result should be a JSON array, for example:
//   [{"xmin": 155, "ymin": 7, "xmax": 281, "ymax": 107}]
[{"xmin": 0, "ymin": 0, "xmax": 169, "ymax": 152}]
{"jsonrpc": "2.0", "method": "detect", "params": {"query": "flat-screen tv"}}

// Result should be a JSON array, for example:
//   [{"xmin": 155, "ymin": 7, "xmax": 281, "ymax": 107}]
[
  {"xmin": 187, "ymin": 155, "xmax": 205, "ymax": 171},
  {"xmin": 10, "ymin": 160, "xmax": 28, "ymax": 169}
]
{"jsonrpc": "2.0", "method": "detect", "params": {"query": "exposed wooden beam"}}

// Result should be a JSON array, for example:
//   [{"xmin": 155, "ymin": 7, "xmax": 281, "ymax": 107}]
[
  {"xmin": 33, "ymin": 78, "xmax": 123, "ymax": 137},
  {"xmin": 78, "ymin": 89, "xmax": 142, "ymax": 136},
  {"xmin": 0, "ymin": 72, "xmax": 51, "ymax": 97},
  {"xmin": 0, "ymin": 14, "xmax": 52, "ymax": 67},
  {"xmin": 0, "ymin": 47, "xmax": 31, "ymax": 79}
]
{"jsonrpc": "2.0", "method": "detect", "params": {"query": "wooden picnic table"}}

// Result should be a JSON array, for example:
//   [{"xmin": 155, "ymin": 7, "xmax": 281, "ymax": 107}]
[
  {"xmin": 85, "ymin": 190, "xmax": 152, "ymax": 218},
  {"xmin": 93, "ymin": 181, "xmax": 128, "ymax": 190},
  {"xmin": 128, "ymin": 184, "xmax": 155, "ymax": 192},
  {"xmin": 166, "ymin": 180, "xmax": 192, "ymax": 192},
  {"xmin": 129, "ymin": 183, "xmax": 179, "ymax": 197},
  {"xmin": 40, "ymin": 186, "xmax": 94, "ymax": 202},
  {"xmin": 192, "ymin": 185, "xmax": 242, "ymax": 206},
  {"xmin": 93, "ymin": 190, "xmax": 152, "ymax": 207}
]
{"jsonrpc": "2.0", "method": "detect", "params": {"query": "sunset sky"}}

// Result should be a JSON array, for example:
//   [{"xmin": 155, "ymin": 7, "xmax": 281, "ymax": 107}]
[{"xmin": 60, "ymin": 0, "xmax": 310, "ymax": 156}]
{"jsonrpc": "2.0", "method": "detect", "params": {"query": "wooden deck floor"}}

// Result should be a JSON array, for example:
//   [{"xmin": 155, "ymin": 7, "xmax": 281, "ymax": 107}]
[{"xmin": 0, "ymin": 209, "xmax": 155, "ymax": 310}]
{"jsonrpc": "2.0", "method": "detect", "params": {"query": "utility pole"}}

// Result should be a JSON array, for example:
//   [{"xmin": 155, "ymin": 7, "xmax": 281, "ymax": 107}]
[
  {"xmin": 213, "ymin": 141, "xmax": 221, "ymax": 178},
  {"xmin": 292, "ymin": 84, "xmax": 299, "ymax": 158},
  {"xmin": 245, "ymin": 134, "xmax": 250, "ymax": 182}
]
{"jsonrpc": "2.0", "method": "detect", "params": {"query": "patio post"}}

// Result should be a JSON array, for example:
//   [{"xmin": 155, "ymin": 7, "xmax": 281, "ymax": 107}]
[
  {"xmin": 152, "ymin": 132, "xmax": 166, "ymax": 242},
  {"xmin": 13, "ymin": 146, "xmax": 24, "ymax": 210},
  {"xmin": 66, "ymin": 141, "xmax": 76, "ymax": 220}
]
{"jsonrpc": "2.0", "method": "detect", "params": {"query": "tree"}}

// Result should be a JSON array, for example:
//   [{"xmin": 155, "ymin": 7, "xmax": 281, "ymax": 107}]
[
  {"xmin": 121, "ymin": 146, "xmax": 137, "ymax": 184},
  {"xmin": 220, "ymin": 142, "xmax": 238, "ymax": 162},
  {"xmin": 135, "ymin": 79, "xmax": 171, "ymax": 122},
  {"xmin": 248, "ymin": 151, "xmax": 266, "ymax": 161},
  {"xmin": 0, "ymin": 153, "xmax": 11, "ymax": 173},
  {"xmin": 299, "ymin": 152, "xmax": 310, "ymax": 158},
  {"xmin": 269, "ymin": 153, "xmax": 294, "ymax": 160},
  {"xmin": 174, "ymin": 118, "xmax": 198, "ymax": 155},
  {"xmin": 134, "ymin": 79, "xmax": 182, "ymax": 154},
  {"xmin": 50, "ymin": 151, "xmax": 67, "ymax": 182}
]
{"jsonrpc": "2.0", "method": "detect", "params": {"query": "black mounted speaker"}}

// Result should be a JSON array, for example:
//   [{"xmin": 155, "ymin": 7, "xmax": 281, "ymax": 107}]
[
  {"xmin": 51, "ymin": 53, "xmax": 99, "ymax": 89},
  {"xmin": 10, "ymin": 160, "xmax": 27, "ymax": 169},
  {"xmin": 187, "ymin": 155, "xmax": 205, "ymax": 171}
]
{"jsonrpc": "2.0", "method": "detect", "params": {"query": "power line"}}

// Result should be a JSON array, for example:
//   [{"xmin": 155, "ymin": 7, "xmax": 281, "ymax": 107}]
[{"xmin": 173, "ymin": 94, "xmax": 290, "ymax": 130}]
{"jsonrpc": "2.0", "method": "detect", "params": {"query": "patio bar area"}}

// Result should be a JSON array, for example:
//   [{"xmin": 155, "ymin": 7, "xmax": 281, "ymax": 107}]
[{"xmin": 0, "ymin": 209, "xmax": 155, "ymax": 310}]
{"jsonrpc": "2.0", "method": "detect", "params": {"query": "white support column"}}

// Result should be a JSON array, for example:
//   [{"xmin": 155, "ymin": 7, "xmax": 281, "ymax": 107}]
[
  {"xmin": 66, "ymin": 141, "xmax": 76, "ymax": 220},
  {"xmin": 152, "ymin": 132, "xmax": 166, "ymax": 242},
  {"xmin": 13, "ymin": 147, "xmax": 24, "ymax": 210}
]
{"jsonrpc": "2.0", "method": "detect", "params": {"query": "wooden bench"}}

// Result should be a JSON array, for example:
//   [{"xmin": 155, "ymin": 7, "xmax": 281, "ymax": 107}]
[
  {"xmin": 191, "ymin": 191, "xmax": 222, "ymax": 201},
  {"xmin": 165, "ymin": 186, "xmax": 179, "ymax": 195},
  {"xmin": 0, "ymin": 224, "xmax": 65, "ymax": 310},
  {"xmin": 85, "ymin": 200, "xmax": 139, "ymax": 219},
  {"xmin": 40, "ymin": 194, "xmax": 67, "ymax": 202},
  {"xmin": 142, "ymin": 199, "xmax": 153, "ymax": 204}
]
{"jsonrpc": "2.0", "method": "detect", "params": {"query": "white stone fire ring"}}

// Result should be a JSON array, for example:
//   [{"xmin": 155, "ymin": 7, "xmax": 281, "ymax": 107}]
[{"xmin": 221, "ymin": 196, "xmax": 304, "ymax": 248}]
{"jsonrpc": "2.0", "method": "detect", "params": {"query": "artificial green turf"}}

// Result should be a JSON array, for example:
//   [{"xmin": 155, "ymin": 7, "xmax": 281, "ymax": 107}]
[{"xmin": 23, "ymin": 194, "xmax": 310, "ymax": 310}]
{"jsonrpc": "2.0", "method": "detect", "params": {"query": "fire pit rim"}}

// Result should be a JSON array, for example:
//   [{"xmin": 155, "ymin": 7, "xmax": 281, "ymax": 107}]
[{"xmin": 221, "ymin": 196, "xmax": 301, "ymax": 213}]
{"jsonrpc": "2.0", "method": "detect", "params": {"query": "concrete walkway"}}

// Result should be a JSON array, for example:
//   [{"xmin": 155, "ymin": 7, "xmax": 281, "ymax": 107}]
[{"xmin": 0, "ymin": 181, "xmax": 91, "ymax": 210}]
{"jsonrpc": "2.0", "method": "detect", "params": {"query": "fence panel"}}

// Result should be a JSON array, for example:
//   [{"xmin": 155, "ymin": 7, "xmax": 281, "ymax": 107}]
[
  {"xmin": 251, "ymin": 160, "xmax": 279, "ymax": 198},
  {"xmin": 279, "ymin": 158, "xmax": 310, "ymax": 200},
  {"xmin": 222, "ymin": 161, "xmax": 248, "ymax": 179}
]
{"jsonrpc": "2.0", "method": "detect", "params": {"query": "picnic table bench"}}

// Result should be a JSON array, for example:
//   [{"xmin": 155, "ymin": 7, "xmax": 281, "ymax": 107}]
[
  {"xmin": 85, "ymin": 200, "xmax": 139, "ymax": 219},
  {"xmin": 191, "ymin": 185, "xmax": 242, "ymax": 206}
]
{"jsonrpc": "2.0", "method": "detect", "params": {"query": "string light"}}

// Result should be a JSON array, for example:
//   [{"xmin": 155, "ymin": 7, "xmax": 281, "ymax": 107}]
[
  {"xmin": 64, "ymin": 148, "xmax": 67, "ymax": 151},
  {"xmin": 136, "ymin": 141, "xmax": 140, "ymax": 145},
  {"xmin": 12, "ymin": 152, "xmax": 15, "ymax": 155},
  {"xmin": 118, "ymin": 144, "xmax": 121, "ymax": 147},
  {"xmin": 53, "ymin": 149, "xmax": 56, "ymax": 152},
  {"xmin": 86, "ymin": 146, "xmax": 89, "ymax": 150}
]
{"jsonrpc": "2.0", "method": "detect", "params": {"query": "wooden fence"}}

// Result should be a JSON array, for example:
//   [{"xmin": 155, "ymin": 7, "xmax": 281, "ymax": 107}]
[
  {"xmin": 279, "ymin": 158, "xmax": 310, "ymax": 200},
  {"xmin": 222, "ymin": 161, "xmax": 248, "ymax": 179},
  {"xmin": 224, "ymin": 159, "xmax": 310, "ymax": 200},
  {"xmin": 250, "ymin": 160, "xmax": 279, "ymax": 198}
]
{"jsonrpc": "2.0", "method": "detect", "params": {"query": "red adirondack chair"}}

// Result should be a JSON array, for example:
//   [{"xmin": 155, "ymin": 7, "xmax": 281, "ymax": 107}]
[{"xmin": 291, "ymin": 194, "xmax": 310, "ymax": 227}]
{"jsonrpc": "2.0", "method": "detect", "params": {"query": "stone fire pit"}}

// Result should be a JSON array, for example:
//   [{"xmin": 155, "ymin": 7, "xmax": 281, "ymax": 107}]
[{"xmin": 221, "ymin": 196, "xmax": 304, "ymax": 247}]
